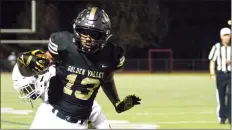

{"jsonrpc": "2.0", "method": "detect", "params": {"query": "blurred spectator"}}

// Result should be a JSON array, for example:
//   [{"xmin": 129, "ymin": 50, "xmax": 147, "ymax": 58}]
[{"xmin": 8, "ymin": 52, "xmax": 17, "ymax": 66}]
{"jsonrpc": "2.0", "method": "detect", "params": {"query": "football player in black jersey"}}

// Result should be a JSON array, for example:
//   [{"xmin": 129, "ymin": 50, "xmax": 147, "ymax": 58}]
[{"xmin": 17, "ymin": 7, "xmax": 141, "ymax": 129}]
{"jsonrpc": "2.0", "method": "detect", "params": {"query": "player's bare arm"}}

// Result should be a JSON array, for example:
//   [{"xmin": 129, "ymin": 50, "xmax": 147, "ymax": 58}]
[
  {"xmin": 43, "ymin": 51, "xmax": 54, "ymax": 63},
  {"xmin": 209, "ymin": 60, "xmax": 216, "ymax": 80},
  {"xmin": 101, "ymin": 73, "xmax": 120, "ymax": 105},
  {"xmin": 208, "ymin": 44, "xmax": 218, "ymax": 80},
  {"xmin": 101, "ymin": 73, "xmax": 141, "ymax": 113}
]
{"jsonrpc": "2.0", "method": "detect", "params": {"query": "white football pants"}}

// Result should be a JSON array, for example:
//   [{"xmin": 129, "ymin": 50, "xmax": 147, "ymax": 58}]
[{"xmin": 30, "ymin": 101, "xmax": 111, "ymax": 129}]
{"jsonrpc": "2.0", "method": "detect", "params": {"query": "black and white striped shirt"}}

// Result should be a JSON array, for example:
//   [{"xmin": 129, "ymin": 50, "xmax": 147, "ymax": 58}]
[{"xmin": 208, "ymin": 42, "xmax": 231, "ymax": 72}]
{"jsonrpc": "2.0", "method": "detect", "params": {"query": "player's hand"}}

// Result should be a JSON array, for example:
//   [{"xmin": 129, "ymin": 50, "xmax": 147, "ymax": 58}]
[
  {"xmin": 210, "ymin": 75, "xmax": 216, "ymax": 81},
  {"xmin": 17, "ymin": 50, "xmax": 50, "ymax": 73},
  {"xmin": 115, "ymin": 94, "xmax": 141, "ymax": 113}
]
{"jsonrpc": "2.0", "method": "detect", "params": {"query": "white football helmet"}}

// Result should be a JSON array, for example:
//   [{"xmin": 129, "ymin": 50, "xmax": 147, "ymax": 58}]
[{"xmin": 12, "ymin": 64, "xmax": 55, "ymax": 102}]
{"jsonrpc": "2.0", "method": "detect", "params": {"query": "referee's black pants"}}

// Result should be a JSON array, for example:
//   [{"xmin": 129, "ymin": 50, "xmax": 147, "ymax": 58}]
[{"xmin": 216, "ymin": 71, "xmax": 231, "ymax": 123}]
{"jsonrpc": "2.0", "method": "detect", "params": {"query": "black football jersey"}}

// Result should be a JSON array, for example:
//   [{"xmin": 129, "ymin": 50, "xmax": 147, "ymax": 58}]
[{"xmin": 47, "ymin": 31, "xmax": 125, "ymax": 119}]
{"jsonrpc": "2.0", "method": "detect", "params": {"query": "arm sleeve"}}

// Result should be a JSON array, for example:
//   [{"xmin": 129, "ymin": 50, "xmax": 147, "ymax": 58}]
[{"xmin": 208, "ymin": 44, "xmax": 218, "ymax": 61}]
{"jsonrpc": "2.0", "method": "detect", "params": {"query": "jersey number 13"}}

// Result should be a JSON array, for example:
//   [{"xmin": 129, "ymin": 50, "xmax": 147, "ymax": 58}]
[{"xmin": 63, "ymin": 74, "xmax": 100, "ymax": 100}]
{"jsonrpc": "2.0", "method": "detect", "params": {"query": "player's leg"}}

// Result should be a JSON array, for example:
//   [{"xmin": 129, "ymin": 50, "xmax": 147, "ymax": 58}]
[
  {"xmin": 216, "ymin": 72, "xmax": 227, "ymax": 124},
  {"xmin": 30, "ymin": 102, "xmax": 57, "ymax": 129},
  {"xmin": 92, "ymin": 110, "xmax": 111, "ymax": 129},
  {"xmin": 89, "ymin": 101, "xmax": 111, "ymax": 129}
]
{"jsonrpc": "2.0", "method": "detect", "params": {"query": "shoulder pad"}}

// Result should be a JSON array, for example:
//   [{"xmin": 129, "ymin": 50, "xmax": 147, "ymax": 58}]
[
  {"xmin": 48, "ymin": 31, "xmax": 73, "ymax": 56},
  {"xmin": 105, "ymin": 43, "xmax": 125, "ymax": 71},
  {"xmin": 50, "ymin": 31, "xmax": 72, "ymax": 41}
]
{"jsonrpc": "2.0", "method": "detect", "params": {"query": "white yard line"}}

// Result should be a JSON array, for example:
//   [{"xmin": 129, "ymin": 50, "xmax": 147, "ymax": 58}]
[
  {"xmin": 1, "ymin": 107, "xmax": 33, "ymax": 115},
  {"xmin": 12, "ymin": 115, "xmax": 34, "ymax": 118}
]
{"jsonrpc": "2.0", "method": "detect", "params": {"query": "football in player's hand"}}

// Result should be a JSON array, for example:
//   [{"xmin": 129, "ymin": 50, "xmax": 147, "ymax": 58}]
[
  {"xmin": 38, "ymin": 58, "xmax": 49, "ymax": 66},
  {"xmin": 29, "ymin": 54, "xmax": 50, "ymax": 73},
  {"xmin": 36, "ymin": 53, "xmax": 50, "ymax": 65}
]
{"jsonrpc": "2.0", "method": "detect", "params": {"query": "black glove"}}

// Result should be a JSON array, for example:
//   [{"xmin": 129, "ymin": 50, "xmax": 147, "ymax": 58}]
[
  {"xmin": 17, "ymin": 49, "xmax": 50, "ymax": 73},
  {"xmin": 115, "ymin": 94, "xmax": 141, "ymax": 113}
]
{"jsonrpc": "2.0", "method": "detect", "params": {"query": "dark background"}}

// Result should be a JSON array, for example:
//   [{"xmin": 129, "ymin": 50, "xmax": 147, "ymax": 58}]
[{"xmin": 0, "ymin": 0, "xmax": 231, "ymax": 71}]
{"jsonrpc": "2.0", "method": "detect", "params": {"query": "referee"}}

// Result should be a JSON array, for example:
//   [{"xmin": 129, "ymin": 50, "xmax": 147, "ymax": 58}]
[{"xmin": 208, "ymin": 27, "xmax": 231, "ymax": 124}]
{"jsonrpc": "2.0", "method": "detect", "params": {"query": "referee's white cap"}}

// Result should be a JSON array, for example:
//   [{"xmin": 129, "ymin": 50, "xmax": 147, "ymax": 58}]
[{"xmin": 220, "ymin": 27, "xmax": 231, "ymax": 36}]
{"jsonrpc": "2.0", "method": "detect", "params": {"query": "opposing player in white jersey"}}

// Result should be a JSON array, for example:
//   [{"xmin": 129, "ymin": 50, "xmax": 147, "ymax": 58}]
[{"xmin": 12, "ymin": 63, "xmax": 111, "ymax": 129}]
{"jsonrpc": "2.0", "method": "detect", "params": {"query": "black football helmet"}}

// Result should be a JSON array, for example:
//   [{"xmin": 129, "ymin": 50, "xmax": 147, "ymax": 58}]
[{"xmin": 73, "ymin": 7, "xmax": 112, "ymax": 54}]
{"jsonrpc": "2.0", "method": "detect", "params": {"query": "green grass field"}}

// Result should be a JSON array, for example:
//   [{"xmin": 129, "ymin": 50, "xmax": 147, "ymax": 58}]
[{"xmin": 1, "ymin": 72, "xmax": 231, "ymax": 129}]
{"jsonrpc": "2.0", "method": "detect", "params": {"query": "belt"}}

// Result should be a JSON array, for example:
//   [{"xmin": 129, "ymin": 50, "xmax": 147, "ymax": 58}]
[{"xmin": 52, "ymin": 108, "xmax": 85, "ymax": 124}]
